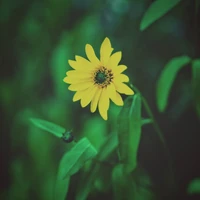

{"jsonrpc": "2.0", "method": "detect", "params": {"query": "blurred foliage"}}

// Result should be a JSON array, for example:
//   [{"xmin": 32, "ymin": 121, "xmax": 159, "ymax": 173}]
[
  {"xmin": 192, "ymin": 59, "xmax": 200, "ymax": 118},
  {"xmin": 140, "ymin": 0, "xmax": 182, "ymax": 31},
  {"xmin": 1, "ymin": 0, "xmax": 200, "ymax": 200},
  {"xmin": 187, "ymin": 178, "xmax": 200, "ymax": 195}
]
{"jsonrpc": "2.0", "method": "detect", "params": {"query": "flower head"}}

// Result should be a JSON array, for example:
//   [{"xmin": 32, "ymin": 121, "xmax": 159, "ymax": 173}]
[{"xmin": 63, "ymin": 37, "xmax": 134, "ymax": 120}]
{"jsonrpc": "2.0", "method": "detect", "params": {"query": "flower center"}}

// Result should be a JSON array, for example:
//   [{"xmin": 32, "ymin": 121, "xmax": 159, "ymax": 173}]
[
  {"xmin": 94, "ymin": 66, "xmax": 113, "ymax": 87},
  {"xmin": 95, "ymin": 72, "xmax": 107, "ymax": 83}
]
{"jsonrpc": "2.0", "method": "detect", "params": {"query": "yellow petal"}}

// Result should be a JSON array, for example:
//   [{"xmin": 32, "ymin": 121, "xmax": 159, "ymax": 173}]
[
  {"xmin": 80, "ymin": 85, "xmax": 97, "ymax": 107},
  {"xmin": 115, "ymin": 74, "xmax": 129, "ymax": 82},
  {"xmin": 90, "ymin": 88, "xmax": 102, "ymax": 113},
  {"xmin": 107, "ymin": 83, "xmax": 116, "ymax": 99},
  {"xmin": 114, "ymin": 92, "xmax": 124, "ymax": 106},
  {"xmin": 66, "ymin": 70, "xmax": 92, "ymax": 78},
  {"xmin": 107, "ymin": 83, "xmax": 123, "ymax": 106},
  {"xmin": 63, "ymin": 76, "xmax": 92, "ymax": 84},
  {"xmin": 100, "ymin": 37, "xmax": 113, "ymax": 65},
  {"xmin": 68, "ymin": 59, "xmax": 93, "ymax": 71},
  {"xmin": 73, "ymin": 90, "xmax": 86, "ymax": 101},
  {"xmin": 98, "ymin": 88, "xmax": 110, "ymax": 120},
  {"xmin": 113, "ymin": 65, "xmax": 127, "ymax": 74},
  {"xmin": 68, "ymin": 60, "xmax": 78, "ymax": 69},
  {"xmin": 63, "ymin": 76, "xmax": 72, "ymax": 84},
  {"xmin": 85, "ymin": 44, "xmax": 100, "ymax": 65},
  {"xmin": 114, "ymin": 82, "xmax": 134, "ymax": 95},
  {"xmin": 75, "ymin": 56, "xmax": 94, "ymax": 69},
  {"xmin": 68, "ymin": 82, "xmax": 93, "ymax": 91},
  {"xmin": 107, "ymin": 51, "xmax": 122, "ymax": 69}
]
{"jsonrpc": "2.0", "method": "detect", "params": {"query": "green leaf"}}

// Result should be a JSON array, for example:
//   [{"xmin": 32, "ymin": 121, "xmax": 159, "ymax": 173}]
[
  {"xmin": 112, "ymin": 165, "xmax": 156, "ymax": 200},
  {"xmin": 97, "ymin": 132, "xmax": 118, "ymax": 162},
  {"xmin": 55, "ymin": 138, "xmax": 97, "ymax": 200},
  {"xmin": 54, "ymin": 176, "xmax": 70, "ymax": 200},
  {"xmin": 117, "ymin": 94, "xmax": 142, "ymax": 173},
  {"xmin": 187, "ymin": 178, "xmax": 200, "ymax": 194},
  {"xmin": 192, "ymin": 59, "xmax": 200, "ymax": 118},
  {"xmin": 142, "ymin": 118, "xmax": 153, "ymax": 125},
  {"xmin": 29, "ymin": 118, "xmax": 65, "ymax": 138},
  {"xmin": 156, "ymin": 56, "xmax": 191, "ymax": 112},
  {"xmin": 76, "ymin": 133, "xmax": 118, "ymax": 200},
  {"xmin": 112, "ymin": 164, "xmax": 133, "ymax": 200},
  {"xmin": 140, "ymin": 0, "xmax": 182, "ymax": 31},
  {"xmin": 59, "ymin": 137, "xmax": 97, "ymax": 179}
]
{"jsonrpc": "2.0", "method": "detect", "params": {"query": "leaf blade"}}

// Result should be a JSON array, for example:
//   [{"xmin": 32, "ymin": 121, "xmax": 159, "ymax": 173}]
[
  {"xmin": 156, "ymin": 56, "xmax": 191, "ymax": 112},
  {"xmin": 54, "ymin": 176, "xmax": 70, "ymax": 200},
  {"xmin": 192, "ymin": 59, "xmax": 200, "ymax": 118},
  {"xmin": 30, "ymin": 118, "xmax": 65, "ymax": 138},
  {"xmin": 59, "ymin": 138, "xmax": 97, "ymax": 179},
  {"xmin": 117, "ymin": 94, "xmax": 142, "ymax": 173},
  {"xmin": 140, "ymin": 0, "xmax": 182, "ymax": 31},
  {"xmin": 55, "ymin": 138, "xmax": 97, "ymax": 200},
  {"xmin": 76, "ymin": 133, "xmax": 118, "ymax": 200}
]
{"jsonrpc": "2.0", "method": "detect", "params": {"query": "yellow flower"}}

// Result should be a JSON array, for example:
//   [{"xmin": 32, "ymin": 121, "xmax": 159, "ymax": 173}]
[{"xmin": 63, "ymin": 37, "xmax": 134, "ymax": 120}]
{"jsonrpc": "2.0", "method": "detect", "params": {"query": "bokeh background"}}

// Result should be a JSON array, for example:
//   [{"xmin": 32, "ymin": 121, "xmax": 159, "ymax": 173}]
[{"xmin": 1, "ymin": 0, "xmax": 200, "ymax": 199}]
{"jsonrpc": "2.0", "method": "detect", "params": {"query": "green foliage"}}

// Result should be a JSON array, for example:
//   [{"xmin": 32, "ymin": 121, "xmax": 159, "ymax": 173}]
[
  {"xmin": 142, "ymin": 118, "xmax": 153, "ymax": 125},
  {"xmin": 187, "ymin": 178, "xmax": 200, "ymax": 194},
  {"xmin": 30, "ymin": 118, "xmax": 65, "ymax": 138},
  {"xmin": 59, "ymin": 137, "xmax": 97, "ymax": 178},
  {"xmin": 82, "ymin": 117, "xmax": 107, "ymax": 151},
  {"xmin": 76, "ymin": 133, "xmax": 118, "ymax": 200},
  {"xmin": 28, "ymin": 120, "xmax": 57, "ymax": 200},
  {"xmin": 112, "ymin": 164, "xmax": 135, "ymax": 200},
  {"xmin": 192, "ymin": 59, "xmax": 200, "ymax": 118},
  {"xmin": 50, "ymin": 32, "xmax": 72, "ymax": 98},
  {"xmin": 112, "ymin": 165, "xmax": 156, "ymax": 200},
  {"xmin": 140, "ymin": 0, "xmax": 182, "ymax": 31},
  {"xmin": 55, "ymin": 138, "xmax": 97, "ymax": 200},
  {"xmin": 156, "ymin": 56, "xmax": 191, "ymax": 112},
  {"xmin": 117, "ymin": 94, "xmax": 142, "ymax": 173},
  {"xmin": 54, "ymin": 176, "xmax": 70, "ymax": 200},
  {"xmin": 8, "ymin": 160, "xmax": 30, "ymax": 200}
]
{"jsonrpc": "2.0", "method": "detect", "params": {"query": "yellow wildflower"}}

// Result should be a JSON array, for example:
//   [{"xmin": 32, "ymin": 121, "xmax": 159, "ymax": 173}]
[{"xmin": 63, "ymin": 37, "xmax": 134, "ymax": 120}]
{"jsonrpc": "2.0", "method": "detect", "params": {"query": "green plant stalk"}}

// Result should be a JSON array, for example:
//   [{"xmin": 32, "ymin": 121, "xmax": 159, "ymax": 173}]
[{"xmin": 130, "ymin": 84, "xmax": 176, "ymax": 186}]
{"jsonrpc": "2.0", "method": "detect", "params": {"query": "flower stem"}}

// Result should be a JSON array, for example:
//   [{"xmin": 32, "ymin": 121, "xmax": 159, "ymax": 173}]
[
  {"xmin": 130, "ymin": 84, "xmax": 165, "ymax": 144},
  {"xmin": 129, "ymin": 83, "xmax": 176, "ymax": 187}
]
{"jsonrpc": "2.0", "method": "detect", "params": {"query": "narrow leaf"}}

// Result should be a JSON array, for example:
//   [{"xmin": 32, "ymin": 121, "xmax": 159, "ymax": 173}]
[
  {"xmin": 54, "ymin": 176, "xmax": 70, "ymax": 200},
  {"xmin": 142, "ymin": 118, "xmax": 153, "ymax": 125},
  {"xmin": 140, "ymin": 0, "xmax": 182, "ymax": 31},
  {"xmin": 156, "ymin": 56, "xmax": 191, "ymax": 112},
  {"xmin": 59, "ymin": 137, "xmax": 97, "ymax": 179},
  {"xmin": 192, "ymin": 59, "xmax": 200, "ymax": 118},
  {"xmin": 55, "ymin": 138, "xmax": 97, "ymax": 200},
  {"xmin": 76, "ymin": 133, "xmax": 118, "ymax": 200},
  {"xmin": 30, "ymin": 118, "xmax": 65, "ymax": 138},
  {"xmin": 117, "ymin": 94, "xmax": 142, "ymax": 173}
]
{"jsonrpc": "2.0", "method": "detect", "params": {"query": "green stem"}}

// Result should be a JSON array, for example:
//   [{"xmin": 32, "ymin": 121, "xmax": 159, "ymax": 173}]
[
  {"xmin": 130, "ymin": 84, "xmax": 165, "ymax": 144},
  {"xmin": 141, "ymin": 94, "xmax": 166, "ymax": 147},
  {"xmin": 129, "ymin": 84, "xmax": 175, "ymax": 185}
]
